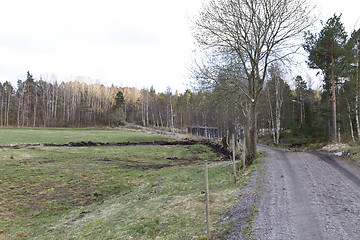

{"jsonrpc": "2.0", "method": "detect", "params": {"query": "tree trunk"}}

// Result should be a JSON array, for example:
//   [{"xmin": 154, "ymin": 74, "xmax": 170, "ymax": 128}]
[
  {"xmin": 325, "ymin": 92, "xmax": 330, "ymax": 142},
  {"xmin": 159, "ymin": 111, "xmax": 164, "ymax": 128},
  {"xmin": 250, "ymin": 101, "xmax": 257, "ymax": 162},
  {"xmin": 170, "ymin": 95, "xmax": 174, "ymax": 133},
  {"xmin": 146, "ymin": 91, "xmax": 149, "ymax": 126},
  {"xmin": 331, "ymin": 42, "xmax": 337, "ymax": 142},
  {"xmin": 27, "ymin": 81, "xmax": 30, "ymax": 127},
  {"xmin": 54, "ymin": 83, "xmax": 58, "ymax": 126},
  {"xmin": 141, "ymin": 99, "xmax": 145, "ymax": 126},
  {"xmin": 267, "ymin": 89, "xmax": 276, "ymax": 144},
  {"xmin": 33, "ymin": 85, "xmax": 38, "ymax": 127},
  {"xmin": 152, "ymin": 113, "xmax": 156, "ymax": 127},
  {"xmin": 274, "ymin": 77, "xmax": 283, "ymax": 145},
  {"xmin": 358, "ymin": 37, "xmax": 360, "ymax": 140},
  {"xmin": 0, "ymin": 91, "xmax": 4, "ymax": 126},
  {"xmin": 6, "ymin": 91, "xmax": 10, "ymax": 126},
  {"xmin": 6, "ymin": 90, "xmax": 10, "ymax": 126},
  {"xmin": 346, "ymin": 97, "xmax": 355, "ymax": 142},
  {"xmin": 240, "ymin": 103, "xmax": 251, "ymax": 164},
  {"xmin": 356, "ymin": 90, "xmax": 360, "ymax": 141}
]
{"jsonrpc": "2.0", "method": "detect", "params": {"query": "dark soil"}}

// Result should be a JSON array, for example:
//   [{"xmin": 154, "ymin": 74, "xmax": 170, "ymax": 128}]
[
  {"xmin": 44, "ymin": 140, "xmax": 200, "ymax": 147},
  {"xmin": 2, "ymin": 139, "xmax": 232, "ymax": 159}
]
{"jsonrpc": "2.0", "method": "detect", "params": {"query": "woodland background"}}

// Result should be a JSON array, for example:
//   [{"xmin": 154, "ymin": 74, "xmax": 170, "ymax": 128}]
[
  {"xmin": 0, "ymin": 66, "xmax": 357, "ymax": 145},
  {"xmin": 1, "ymin": 15, "xmax": 359, "ymax": 146}
]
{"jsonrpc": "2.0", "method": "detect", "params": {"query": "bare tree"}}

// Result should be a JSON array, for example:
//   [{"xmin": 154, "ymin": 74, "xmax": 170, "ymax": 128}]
[{"xmin": 192, "ymin": 0, "xmax": 314, "ymax": 160}]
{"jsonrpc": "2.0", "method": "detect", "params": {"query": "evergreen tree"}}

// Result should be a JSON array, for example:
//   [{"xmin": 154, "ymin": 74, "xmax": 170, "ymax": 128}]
[
  {"xmin": 114, "ymin": 91, "xmax": 125, "ymax": 109},
  {"xmin": 304, "ymin": 14, "xmax": 350, "ymax": 142}
]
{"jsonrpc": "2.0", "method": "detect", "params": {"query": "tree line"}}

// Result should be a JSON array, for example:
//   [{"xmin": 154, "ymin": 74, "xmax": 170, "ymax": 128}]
[
  {"xmin": 0, "ymin": 72, "xmax": 231, "ymax": 130},
  {"xmin": 0, "ymin": 52, "xmax": 358, "ymax": 146},
  {"xmin": 0, "ymin": 72, "xmax": 119, "ymax": 127},
  {"xmin": 1, "ymin": 1, "xmax": 359, "ymax": 164}
]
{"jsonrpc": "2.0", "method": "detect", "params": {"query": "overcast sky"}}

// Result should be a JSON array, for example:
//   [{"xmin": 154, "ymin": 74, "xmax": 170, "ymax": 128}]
[{"xmin": 0, "ymin": 0, "xmax": 359, "ymax": 92}]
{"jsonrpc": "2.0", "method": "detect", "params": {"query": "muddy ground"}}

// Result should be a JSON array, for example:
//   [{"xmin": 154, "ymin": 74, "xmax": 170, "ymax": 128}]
[
  {"xmin": 1, "ymin": 139, "xmax": 232, "ymax": 159},
  {"xmin": 1, "ymin": 139, "xmax": 232, "ymax": 173}
]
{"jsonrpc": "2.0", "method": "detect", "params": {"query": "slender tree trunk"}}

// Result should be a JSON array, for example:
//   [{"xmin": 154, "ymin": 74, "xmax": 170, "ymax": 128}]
[
  {"xmin": 346, "ymin": 97, "xmax": 355, "ymax": 142},
  {"xmin": 0, "ymin": 91, "xmax": 4, "ymax": 126},
  {"xmin": 21, "ymin": 86, "xmax": 25, "ymax": 127},
  {"xmin": 275, "ymin": 104, "xmax": 281, "ymax": 145},
  {"xmin": 250, "ymin": 101, "xmax": 257, "ymax": 162},
  {"xmin": 152, "ymin": 113, "xmax": 156, "ymax": 127},
  {"xmin": 331, "ymin": 42, "xmax": 337, "ymax": 142},
  {"xmin": 146, "ymin": 91, "xmax": 149, "ymax": 126},
  {"xmin": 356, "ymin": 90, "xmax": 360, "ymax": 140},
  {"xmin": 141, "ymin": 98, "xmax": 145, "ymax": 126},
  {"xmin": 170, "ymin": 95, "xmax": 174, "ymax": 133},
  {"xmin": 325, "ymin": 92, "xmax": 330, "ymax": 142},
  {"xmin": 17, "ymin": 99, "xmax": 20, "ymax": 126},
  {"xmin": 17, "ymin": 87, "xmax": 20, "ymax": 126},
  {"xmin": 267, "ymin": 89, "xmax": 276, "ymax": 144},
  {"xmin": 54, "ymin": 84, "xmax": 58, "ymax": 126},
  {"xmin": 357, "ymin": 38, "xmax": 360, "ymax": 141},
  {"xmin": 275, "ymin": 78, "xmax": 283, "ymax": 145},
  {"xmin": 241, "ymin": 101, "xmax": 251, "ymax": 164},
  {"xmin": 6, "ymin": 92, "xmax": 11, "ymax": 126},
  {"xmin": 27, "ymin": 82, "xmax": 30, "ymax": 127},
  {"xmin": 33, "ymin": 85, "xmax": 38, "ymax": 127},
  {"xmin": 159, "ymin": 111, "xmax": 164, "ymax": 128},
  {"xmin": 64, "ymin": 86, "xmax": 68, "ymax": 124}
]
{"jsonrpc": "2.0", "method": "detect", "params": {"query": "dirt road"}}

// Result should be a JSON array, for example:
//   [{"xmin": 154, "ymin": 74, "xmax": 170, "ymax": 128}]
[{"xmin": 226, "ymin": 146, "xmax": 360, "ymax": 239}]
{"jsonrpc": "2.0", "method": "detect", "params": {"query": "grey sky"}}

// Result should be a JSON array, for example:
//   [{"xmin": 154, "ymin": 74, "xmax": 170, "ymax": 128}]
[{"xmin": 0, "ymin": 0, "xmax": 358, "ymax": 92}]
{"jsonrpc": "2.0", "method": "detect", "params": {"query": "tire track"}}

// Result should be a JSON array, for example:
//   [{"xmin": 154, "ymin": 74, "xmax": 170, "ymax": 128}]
[
  {"xmin": 309, "ymin": 151, "xmax": 360, "ymax": 188},
  {"xmin": 278, "ymin": 150, "xmax": 323, "ymax": 240},
  {"xmin": 253, "ymin": 147, "xmax": 323, "ymax": 239},
  {"xmin": 250, "ymin": 146, "xmax": 360, "ymax": 240}
]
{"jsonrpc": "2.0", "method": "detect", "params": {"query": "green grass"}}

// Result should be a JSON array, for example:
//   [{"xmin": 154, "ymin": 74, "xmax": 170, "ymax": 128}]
[
  {"xmin": 0, "ymin": 127, "xmax": 171, "ymax": 145},
  {"xmin": 348, "ymin": 145, "xmax": 360, "ymax": 165},
  {"xmin": 323, "ymin": 142, "xmax": 360, "ymax": 166},
  {"xmin": 0, "ymin": 128, "xmax": 255, "ymax": 239}
]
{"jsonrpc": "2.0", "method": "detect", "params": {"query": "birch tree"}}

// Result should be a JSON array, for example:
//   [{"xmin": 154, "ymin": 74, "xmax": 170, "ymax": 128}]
[{"xmin": 267, "ymin": 64, "xmax": 286, "ymax": 145}]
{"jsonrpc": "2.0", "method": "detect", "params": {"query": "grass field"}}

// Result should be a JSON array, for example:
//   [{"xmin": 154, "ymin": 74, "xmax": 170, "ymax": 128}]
[
  {"xmin": 0, "ymin": 127, "xmax": 258, "ymax": 239},
  {"xmin": 0, "ymin": 127, "xmax": 171, "ymax": 145}
]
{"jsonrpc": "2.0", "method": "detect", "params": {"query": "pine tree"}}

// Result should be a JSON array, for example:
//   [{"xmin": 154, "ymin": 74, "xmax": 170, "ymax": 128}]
[{"xmin": 304, "ymin": 14, "xmax": 349, "ymax": 142}]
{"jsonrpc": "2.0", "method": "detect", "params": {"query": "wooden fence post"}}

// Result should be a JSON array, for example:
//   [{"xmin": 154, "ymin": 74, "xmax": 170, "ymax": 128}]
[
  {"xmin": 204, "ymin": 160, "xmax": 211, "ymax": 240},
  {"xmin": 232, "ymin": 134, "xmax": 237, "ymax": 183},
  {"xmin": 243, "ymin": 134, "xmax": 246, "ymax": 170}
]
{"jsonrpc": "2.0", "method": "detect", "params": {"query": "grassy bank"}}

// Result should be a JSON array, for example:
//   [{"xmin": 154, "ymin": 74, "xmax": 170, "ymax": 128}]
[
  {"xmin": 322, "ymin": 143, "xmax": 360, "ymax": 165},
  {"xmin": 0, "ymin": 128, "xmax": 254, "ymax": 239}
]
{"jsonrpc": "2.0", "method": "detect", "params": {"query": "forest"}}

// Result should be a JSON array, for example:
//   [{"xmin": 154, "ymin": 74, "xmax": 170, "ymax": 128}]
[{"xmin": 0, "ymin": 14, "xmax": 359, "ymax": 149}]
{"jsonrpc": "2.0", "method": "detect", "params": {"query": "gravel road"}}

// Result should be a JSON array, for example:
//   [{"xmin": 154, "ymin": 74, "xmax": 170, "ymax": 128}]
[{"xmin": 226, "ymin": 146, "xmax": 360, "ymax": 240}]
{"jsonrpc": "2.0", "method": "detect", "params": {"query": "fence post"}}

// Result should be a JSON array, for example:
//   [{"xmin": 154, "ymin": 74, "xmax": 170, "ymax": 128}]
[
  {"xmin": 243, "ymin": 134, "xmax": 246, "ymax": 170},
  {"xmin": 204, "ymin": 160, "xmax": 211, "ymax": 240},
  {"xmin": 232, "ymin": 134, "xmax": 237, "ymax": 183}
]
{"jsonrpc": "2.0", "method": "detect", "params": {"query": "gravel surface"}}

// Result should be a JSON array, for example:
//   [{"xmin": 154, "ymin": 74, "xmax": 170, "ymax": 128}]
[{"xmin": 226, "ymin": 145, "xmax": 360, "ymax": 240}]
